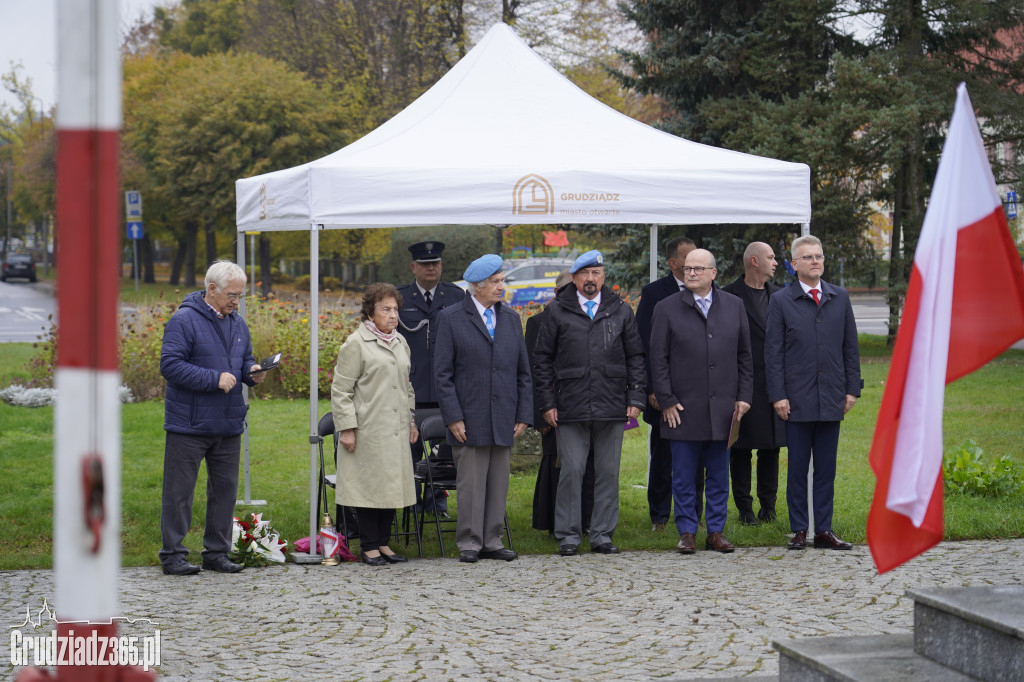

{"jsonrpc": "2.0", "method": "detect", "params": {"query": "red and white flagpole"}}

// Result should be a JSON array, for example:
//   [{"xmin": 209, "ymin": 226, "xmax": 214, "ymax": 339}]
[{"xmin": 18, "ymin": 1, "xmax": 154, "ymax": 680}]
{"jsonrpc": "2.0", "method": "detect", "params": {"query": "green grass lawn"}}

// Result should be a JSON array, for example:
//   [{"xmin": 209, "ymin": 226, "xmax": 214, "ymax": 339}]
[{"xmin": 1, "ymin": 337, "xmax": 1022, "ymax": 570}]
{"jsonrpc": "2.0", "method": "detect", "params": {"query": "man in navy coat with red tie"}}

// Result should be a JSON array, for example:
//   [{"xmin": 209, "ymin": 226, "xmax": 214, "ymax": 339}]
[{"xmin": 765, "ymin": 235, "xmax": 862, "ymax": 551}]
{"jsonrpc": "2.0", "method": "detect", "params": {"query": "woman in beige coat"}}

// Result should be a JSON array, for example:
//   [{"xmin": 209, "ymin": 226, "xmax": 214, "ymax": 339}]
[{"xmin": 332, "ymin": 283, "xmax": 419, "ymax": 566}]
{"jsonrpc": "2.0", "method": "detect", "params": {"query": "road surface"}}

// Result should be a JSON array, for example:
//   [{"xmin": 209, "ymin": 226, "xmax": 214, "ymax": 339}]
[{"xmin": 0, "ymin": 280, "xmax": 56, "ymax": 343}]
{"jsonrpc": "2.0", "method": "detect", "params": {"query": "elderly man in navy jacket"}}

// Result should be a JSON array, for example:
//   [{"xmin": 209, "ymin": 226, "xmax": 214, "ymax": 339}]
[
  {"xmin": 765, "ymin": 235, "xmax": 862, "ymax": 551},
  {"xmin": 159, "ymin": 260, "xmax": 265, "ymax": 575},
  {"xmin": 433, "ymin": 254, "xmax": 533, "ymax": 563},
  {"xmin": 650, "ymin": 249, "xmax": 752, "ymax": 554}
]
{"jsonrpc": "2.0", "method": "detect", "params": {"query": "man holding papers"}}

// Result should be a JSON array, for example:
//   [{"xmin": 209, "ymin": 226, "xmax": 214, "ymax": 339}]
[{"xmin": 649, "ymin": 248, "xmax": 752, "ymax": 555}]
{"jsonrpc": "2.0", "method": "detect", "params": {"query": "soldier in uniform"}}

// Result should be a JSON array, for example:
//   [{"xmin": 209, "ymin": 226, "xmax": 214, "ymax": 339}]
[{"xmin": 396, "ymin": 241, "xmax": 466, "ymax": 516}]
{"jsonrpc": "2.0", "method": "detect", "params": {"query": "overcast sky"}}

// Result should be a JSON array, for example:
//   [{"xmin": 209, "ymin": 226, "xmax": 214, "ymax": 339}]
[{"xmin": 0, "ymin": 0, "xmax": 166, "ymax": 116}]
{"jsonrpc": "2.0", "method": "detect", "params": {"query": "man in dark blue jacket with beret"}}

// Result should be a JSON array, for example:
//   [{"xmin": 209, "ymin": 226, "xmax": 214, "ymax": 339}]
[
  {"xmin": 532, "ymin": 251, "xmax": 646, "ymax": 557},
  {"xmin": 159, "ymin": 260, "xmax": 265, "ymax": 575}
]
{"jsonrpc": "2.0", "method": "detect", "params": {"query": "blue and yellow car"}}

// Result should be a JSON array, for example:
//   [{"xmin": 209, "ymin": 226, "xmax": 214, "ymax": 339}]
[{"xmin": 455, "ymin": 258, "xmax": 574, "ymax": 306}]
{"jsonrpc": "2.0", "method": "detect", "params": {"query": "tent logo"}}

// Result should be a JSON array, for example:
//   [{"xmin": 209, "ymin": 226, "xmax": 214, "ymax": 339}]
[
  {"xmin": 258, "ymin": 183, "xmax": 275, "ymax": 220},
  {"xmin": 513, "ymin": 174, "xmax": 554, "ymax": 215}
]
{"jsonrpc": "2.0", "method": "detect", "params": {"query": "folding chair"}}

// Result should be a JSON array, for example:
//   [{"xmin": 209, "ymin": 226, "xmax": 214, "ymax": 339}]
[
  {"xmin": 416, "ymin": 414, "xmax": 513, "ymax": 557},
  {"xmin": 316, "ymin": 412, "xmax": 422, "ymax": 557}
]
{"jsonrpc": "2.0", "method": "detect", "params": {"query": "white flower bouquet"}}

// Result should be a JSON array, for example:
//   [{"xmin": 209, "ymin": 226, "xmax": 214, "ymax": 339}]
[{"xmin": 229, "ymin": 512, "xmax": 288, "ymax": 567}]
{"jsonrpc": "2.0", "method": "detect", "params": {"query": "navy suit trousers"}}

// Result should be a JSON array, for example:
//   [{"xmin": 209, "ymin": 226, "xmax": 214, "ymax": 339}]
[
  {"xmin": 785, "ymin": 421, "xmax": 841, "ymax": 534},
  {"xmin": 670, "ymin": 440, "xmax": 728, "ymax": 535}
]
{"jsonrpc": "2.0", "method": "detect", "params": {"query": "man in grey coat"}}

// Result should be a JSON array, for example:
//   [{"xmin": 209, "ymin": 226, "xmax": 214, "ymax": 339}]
[
  {"xmin": 532, "ymin": 250, "xmax": 646, "ymax": 557},
  {"xmin": 765, "ymin": 235, "xmax": 862, "ymax": 551},
  {"xmin": 433, "ymin": 254, "xmax": 533, "ymax": 563},
  {"xmin": 650, "ymin": 249, "xmax": 752, "ymax": 554}
]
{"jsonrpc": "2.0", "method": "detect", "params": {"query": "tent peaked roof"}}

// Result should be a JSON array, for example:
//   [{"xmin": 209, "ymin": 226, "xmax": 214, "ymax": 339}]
[{"xmin": 237, "ymin": 23, "xmax": 811, "ymax": 231}]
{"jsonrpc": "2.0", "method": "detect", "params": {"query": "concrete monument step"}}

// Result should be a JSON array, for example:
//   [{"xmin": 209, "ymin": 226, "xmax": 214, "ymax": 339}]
[
  {"xmin": 909, "ymin": 585, "xmax": 1024, "ymax": 682},
  {"xmin": 774, "ymin": 633, "xmax": 975, "ymax": 681}
]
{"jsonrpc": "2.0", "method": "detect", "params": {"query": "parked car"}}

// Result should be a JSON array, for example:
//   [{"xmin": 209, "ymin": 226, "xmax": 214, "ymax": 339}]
[
  {"xmin": 2, "ymin": 252, "xmax": 37, "ymax": 282},
  {"xmin": 455, "ymin": 257, "xmax": 574, "ymax": 306}
]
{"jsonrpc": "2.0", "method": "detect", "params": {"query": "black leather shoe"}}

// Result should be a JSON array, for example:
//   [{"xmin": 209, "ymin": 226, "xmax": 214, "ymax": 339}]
[
  {"xmin": 380, "ymin": 552, "xmax": 408, "ymax": 564},
  {"xmin": 201, "ymin": 556, "xmax": 244, "ymax": 573},
  {"xmin": 591, "ymin": 543, "xmax": 620, "ymax": 554},
  {"xmin": 479, "ymin": 548, "xmax": 517, "ymax": 561},
  {"xmin": 738, "ymin": 510, "xmax": 759, "ymax": 526},
  {"xmin": 162, "ymin": 559, "xmax": 200, "ymax": 576},
  {"xmin": 787, "ymin": 530, "xmax": 807, "ymax": 550},
  {"xmin": 361, "ymin": 552, "xmax": 388, "ymax": 566},
  {"xmin": 814, "ymin": 531, "xmax": 852, "ymax": 550},
  {"xmin": 558, "ymin": 544, "xmax": 578, "ymax": 556},
  {"xmin": 458, "ymin": 550, "xmax": 479, "ymax": 563},
  {"xmin": 758, "ymin": 508, "xmax": 777, "ymax": 523}
]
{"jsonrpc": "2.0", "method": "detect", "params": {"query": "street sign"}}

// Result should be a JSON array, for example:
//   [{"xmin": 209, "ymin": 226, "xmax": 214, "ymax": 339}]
[
  {"xmin": 125, "ymin": 190, "xmax": 142, "ymax": 219},
  {"xmin": 127, "ymin": 219, "xmax": 144, "ymax": 240},
  {"xmin": 1007, "ymin": 190, "xmax": 1018, "ymax": 219}
]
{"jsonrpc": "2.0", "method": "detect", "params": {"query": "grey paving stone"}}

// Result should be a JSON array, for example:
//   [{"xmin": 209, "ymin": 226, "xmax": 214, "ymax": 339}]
[{"xmin": 1, "ymin": 539, "xmax": 1023, "ymax": 680}]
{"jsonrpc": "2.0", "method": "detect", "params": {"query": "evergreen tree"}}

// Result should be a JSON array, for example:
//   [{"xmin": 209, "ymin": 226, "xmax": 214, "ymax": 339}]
[
  {"xmin": 837, "ymin": 0, "xmax": 1024, "ymax": 342},
  {"xmin": 613, "ymin": 0, "xmax": 872, "ymax": 284},
  {"xmin": 615, "ymin": 0, "xmax": 1023, "ymax": 339}
]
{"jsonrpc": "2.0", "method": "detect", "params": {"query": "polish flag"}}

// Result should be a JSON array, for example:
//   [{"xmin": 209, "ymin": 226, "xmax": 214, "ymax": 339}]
[{"xmin": 867, "ymin": 84, "xmax": 1024, "ymax": 574}]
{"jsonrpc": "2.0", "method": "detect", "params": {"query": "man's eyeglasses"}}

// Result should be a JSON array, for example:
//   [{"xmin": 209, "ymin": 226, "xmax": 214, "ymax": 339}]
[
  {"xmin": 221, "ymin": 291, "xmax": 243, "ymax": 300},
  {"xmin": 683, "ymin": 266, "xmax": 710, "ymax": 274},
  {"xmin": 797, "ymin": 254, "xmax": 825, "ymax": 263}
]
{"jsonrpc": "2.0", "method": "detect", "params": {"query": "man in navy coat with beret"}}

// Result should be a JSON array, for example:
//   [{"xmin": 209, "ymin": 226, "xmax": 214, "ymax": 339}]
[
  {"xmin": 433, "ymin": 254, "xmax": 533, "ymax": 563},
  {"xmin": 765, "ymin": 235, "xmax": 862, "ymax": 551}
]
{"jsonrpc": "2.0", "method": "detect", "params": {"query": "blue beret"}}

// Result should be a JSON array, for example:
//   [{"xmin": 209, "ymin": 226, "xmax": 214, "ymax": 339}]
[
  {"xmin": 408, "ymin": 241, "xmax": 445, "ymax": 262},
  {"xmin": 570, "ymin": 250, "xmax": 604, "ymax": 274},
  {"xmin": 463, "ymin": 254, "xmax": 504, "ymax": 283}
]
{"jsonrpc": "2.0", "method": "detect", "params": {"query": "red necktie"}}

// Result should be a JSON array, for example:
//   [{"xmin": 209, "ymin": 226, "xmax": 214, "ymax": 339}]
[{"xmin": 810, "ymin": 288, "xmax": 820, "ymax": 305}]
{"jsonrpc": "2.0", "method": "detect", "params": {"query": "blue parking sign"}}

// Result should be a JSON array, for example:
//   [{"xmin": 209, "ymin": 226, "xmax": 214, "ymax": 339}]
[
  {"xmin": 125, "ymin": 191, "xmax": 143, "ymax": 219},
  {"xmin": 1007, "ymin": 190, "xmax": 1017, "ymax": 219}
]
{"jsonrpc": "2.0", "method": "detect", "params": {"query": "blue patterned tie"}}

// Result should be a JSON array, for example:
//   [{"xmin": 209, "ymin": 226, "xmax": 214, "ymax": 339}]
[
  {"xmin": 585, "ymin": 301, "xmax": 596, "ymax": 319},
  {"xmin": 698, "ymin": 297, "xmax": 710, "ymax": 318},
  {"xmin": 484, "ymin": 308, "xmax": 495, "ymax": 339}
]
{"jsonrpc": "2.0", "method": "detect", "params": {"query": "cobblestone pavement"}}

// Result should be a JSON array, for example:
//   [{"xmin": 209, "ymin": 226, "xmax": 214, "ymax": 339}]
[{"xmin": 3, "ymin": 538, "xmax": 1023, "ymax": 681}]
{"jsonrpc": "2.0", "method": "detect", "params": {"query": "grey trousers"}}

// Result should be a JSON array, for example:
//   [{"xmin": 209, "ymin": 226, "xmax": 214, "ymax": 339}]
[
  {"xmin": 555, "ymin": 421, "xmax": 623, "ymax": 547},
  {"xmin": 451, "ymin": 444, "xmax": 511, "ymax": 553},
  {"xmin": 159, "ymin": 432, "xmax": 241, "ymax": 565}
]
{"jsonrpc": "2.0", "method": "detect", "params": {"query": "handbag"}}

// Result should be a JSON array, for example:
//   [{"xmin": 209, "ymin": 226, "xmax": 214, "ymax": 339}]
[{"xmin": 415, "ymin": 443, "xmax": 457, "ymax": 482}]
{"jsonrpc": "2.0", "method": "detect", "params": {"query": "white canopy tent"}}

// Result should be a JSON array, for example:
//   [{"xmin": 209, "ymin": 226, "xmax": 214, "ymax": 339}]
[{"xmin": 234, "ymin": 23, "xmax": 812, "ymax": 557}]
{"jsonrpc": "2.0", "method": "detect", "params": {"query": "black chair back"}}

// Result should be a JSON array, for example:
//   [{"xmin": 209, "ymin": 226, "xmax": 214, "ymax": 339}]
[
  {"xmin": 318, "ymin": 412, "xmax": 335, "ymax": 438},
  {"xmin": 419, "ymin": 414, "xmax": 447, "ymax": 443}
]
